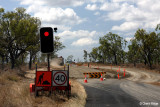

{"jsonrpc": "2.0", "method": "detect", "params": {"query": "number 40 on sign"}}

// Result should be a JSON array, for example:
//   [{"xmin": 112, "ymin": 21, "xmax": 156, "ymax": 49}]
[{"xmin": 52, "ymin": 70, "xmax": 68, "ymax": 86}]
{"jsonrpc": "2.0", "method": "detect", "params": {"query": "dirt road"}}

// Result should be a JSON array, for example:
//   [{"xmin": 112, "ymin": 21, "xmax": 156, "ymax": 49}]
[
  {"xmin": 78, "ymin": 79, "xmax": 160, "ymax": 107},
  {"xmin": 100, "ymin": 66, "xmax": 160, "ymax": 83},
  {"xmin": 25, "ymin": 64, "xmax": 160, "ymax": 107},
  {"xmin": 69, "ymin": 65, "xmax": 160, "ymax": 107}
]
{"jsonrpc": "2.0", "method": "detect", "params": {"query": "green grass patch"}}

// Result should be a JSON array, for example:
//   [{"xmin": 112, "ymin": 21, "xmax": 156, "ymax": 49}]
[{"xmin": 7, "ymin": 75, "xmax": 19, "ymax": 82}]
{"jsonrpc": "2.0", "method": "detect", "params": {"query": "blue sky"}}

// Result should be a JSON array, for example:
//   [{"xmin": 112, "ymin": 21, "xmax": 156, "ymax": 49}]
[{"xmin": 1, "ymin": 0, "xmax": 160, "ymax": 62}]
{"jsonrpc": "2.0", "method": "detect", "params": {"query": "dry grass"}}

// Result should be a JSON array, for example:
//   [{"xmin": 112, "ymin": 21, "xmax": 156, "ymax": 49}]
[
  {"xmin": 149, "ymin": 82, "xmax": 160, "ymax": 86},
  {"xmin": 118, "ymin": 63, "xmax": 160, "ymax": 73},
  {"xmin": 89, "ymin": 62, "xmax": 159, "ymax": 69},
  {"xmin": 0, "ymin": 71, "xmax": 21, "ymax": 85},
  {"xmin": 76, "ymin": 63, "xmax": 83, "ymax": 66},
  {"xmin": 28, "ymin": 79, "xmax": 86, "ymax": 107},
  {"xmin": 63, "ymin": 79, "xmax": 87, "ymax": 107},
  {"xmin": 88, "ymin": 63, "xmax": 160, "ymax": 74},
  {"xmin": 0, "ymin": 65, "xmax": 87, "ymax": 107},
  {"xmin": 122, "ymin": 63, "xmax": 160, "ymax": 74},
  {"xmin": 95, "ymin": 68, "xmax": 131, "ymax": 79},
  {"xmin": 0, "ymin": 71, "xmax": 29, "ymax": 107}
]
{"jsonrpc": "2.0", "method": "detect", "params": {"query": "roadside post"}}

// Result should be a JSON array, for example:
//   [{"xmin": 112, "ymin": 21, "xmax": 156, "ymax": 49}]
[
  {"xmin": 35, "ymin": 62, "xmax": 37, "ymax": 71},
  {"xmin": 123, "ymin": 69, "xmax": 125, "ymax": 77},
  {"xmin": 117, "ymin": 70, "xmax": 119, "ymax": 79},
  {"xmin": 47, "ymin": 54, "xmax": 50, "ymax": 71},
  {"xmin": 67, "ymin": 64, "xmax": 70, "ymax": 99},
  {"xmin": 118, "ymin": 73, "xmax": 120, "ymax": 79},
  {"xmin": 47, "ymin": 53, "xmax": 52, "ymax": 96},
  {"xmin": 64, "ymin": 64, "xmax": 65, "ymax": 70},
  {"xmin": 35, "ymin": 62, "xmax": 37, "ymax": 97}
]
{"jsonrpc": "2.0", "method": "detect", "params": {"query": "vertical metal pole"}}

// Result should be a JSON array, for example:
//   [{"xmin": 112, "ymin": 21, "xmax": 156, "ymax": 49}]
[
  {"xmin": 36, "ymin": 63, "xmax": 37, "ymax": 71},
  {"xmin": 51, "ymin": 70, "xmax": 52, "ymax": 96},
  {"xmin": 48, "ymin": 54, "xmax": 50, "ymax": 71},
  {"xmin": 67, "ymin": 64, "xmax": 69, "ymax": 99},
  {"xmin": 35, "ymin": 63, "xmax": 37, "ymax": 97},
  {"xmin": 47, "ymin": 54, "xmax": 52, "ymax": 96}
]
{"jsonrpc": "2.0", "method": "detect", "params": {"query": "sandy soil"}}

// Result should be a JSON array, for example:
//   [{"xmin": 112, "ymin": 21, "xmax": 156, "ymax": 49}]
[{"xmin": 94, "ymin": 65, "xmax": 160, "ymax": 84}]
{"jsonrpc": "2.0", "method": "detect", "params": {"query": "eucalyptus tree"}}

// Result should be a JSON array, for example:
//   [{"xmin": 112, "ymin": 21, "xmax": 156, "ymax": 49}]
[
  {"xmin": 0, "ymin": 7, "xmax": 41, "ymax": 69},
  {"xmin": 134, "ymin": 29, "xmax": 159, "ymax": 68}
]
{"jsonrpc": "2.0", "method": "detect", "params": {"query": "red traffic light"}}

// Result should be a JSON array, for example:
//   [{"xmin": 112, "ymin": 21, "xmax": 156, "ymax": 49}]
[
  {"xmin": 40, "ymin": 27, "xmax": 54, "ymax": 53},
  {"xmin": 44, "ymin": 32, "xmax": 49, "ymax": 36}
]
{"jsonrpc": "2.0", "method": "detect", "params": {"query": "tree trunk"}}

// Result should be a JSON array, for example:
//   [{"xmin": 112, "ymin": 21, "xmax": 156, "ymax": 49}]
[
  {"xmin": 123, "ymin": 59, "xmax": 125, "ymax": 64},
  {"xmin": 33, "ymin": 55, "xmax": 36, "ymax": 64},
  {"xmin": 11, "ymin": 58, "xmax": 15, "ymax": 69},
  {"xmin": 1, "ymin": 56, "xmax": 4, "ymax": 70},
  {"xmin": 10, "ymin": 51, "xmax": 15, "ymax": 69},
  {"xmin": 134, "ymin": 61, "xmax": 136, "ymax": 67},
  {"xmin": 102, "ymin": 58, "xmax": 105, "ymax": 64},
  {"xmin": 144, "ymin": 59, "xmax": 147, "ymax": 65},
  {"xmin": 29, "ymin": 53, "xmax": 32, "ymax": 70},
  {"xmin": 21, "ymin": 55, "xmax": 24, "ymax": 65},
  {"xmin": 147, "ymin": 54, "xmax": 152, "ymax": 69},
  {"xmin": 114, "ymin": 54, "xmax": 117, "ymax": 65},
  {"xmin": 6, "ymin": 56, "xmax": 8, "ymax": 64}
]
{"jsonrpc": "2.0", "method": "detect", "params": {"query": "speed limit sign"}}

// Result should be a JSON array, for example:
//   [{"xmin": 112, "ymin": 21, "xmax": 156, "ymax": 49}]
[{"xmin": 52, "ymin": 70, "xmax": 68, "ymax": 86}]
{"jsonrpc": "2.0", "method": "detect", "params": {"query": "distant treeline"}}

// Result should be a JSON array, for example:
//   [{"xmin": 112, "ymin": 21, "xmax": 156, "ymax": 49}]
[
  {"xmin": 0, "ymin": 7, "xmax": 65, "ymax": 69},
  {"xmin": 84, "ymin": 26, "xmax": 160, "ymax": 69}
]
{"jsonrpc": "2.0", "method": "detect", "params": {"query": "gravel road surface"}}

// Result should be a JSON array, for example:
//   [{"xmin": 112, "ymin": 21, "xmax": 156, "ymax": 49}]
[
  {"xmin": 25, "ymin": 64, "xmax": 160, "ymax": 107},
  {"xmin": 69, "ymin": 65, "xmax": 160, "ymax": 107}
]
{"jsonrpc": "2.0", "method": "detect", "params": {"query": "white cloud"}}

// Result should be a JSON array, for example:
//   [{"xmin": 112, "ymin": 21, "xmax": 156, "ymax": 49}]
[
  {"xmin": 20, "ymin": 0, "xmax": 45, "ymax": 5},
  {"xmin": 47, "ymin": 0, "xmax": 84, "ymax": 7},
  {"xmin": 104, "ymin": 0, "xmax": 160, "ymax": 31},
  {"xmin": 89, "ymin": 0, "xmax": 105, "ymax": 3},
  {"xmin": 33, "ymin": 7, "xmax": 84, "ymax": 25},
  {"xmin": 85, "ymin": 4, "xmax": 98, "ymax": 11},
  {"xmin": 107, "ymin": 3, "xmax": 151, "ymax": 22},
  {"xmin": 42, "ymin": 23, "xmax": 71, "ymax": 31},
  {"xmin": 100, "ymin": 2, "xmax": 120, "ymax": 11},
  {"xmin": 112, "ymin": 22, "xmax": 142, "ymax": 31},
  {"xmin": 107, "ymin": 3, "xmax": 137, "ymax": 21},
  {"xmin": 19, "ymin": 0, "xmax": 84, "ymax": 7},
  {"xmin": 123, "ymin": 32, "xmax": 135, "ymax": 36},
  {"xmin": 94, "ymin": 12, "xmax": 100, "ymax": 15},
  {"xmin": 111, "ymin": 0, "xmax": 135, "ymax": 3},
  {"xmin": 58, "ymin": 30, "xmax": 97, "ymax": 40},
  {"xmin": 125, "ymin": 37, "xmax": 132, "ymax": 41},
  {"xmin": 71, "ymin": 38, "xmax": 98, "ymax": 46},
  {"xmin": 18, "ymin": 0, "xmax": 85, "ymax": 31}
]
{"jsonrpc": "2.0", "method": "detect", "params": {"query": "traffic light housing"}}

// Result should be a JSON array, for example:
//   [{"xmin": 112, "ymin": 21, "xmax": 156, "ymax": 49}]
[{"xmin": 40, "ymin": 27, "xmax": 54, "ymax": 53}]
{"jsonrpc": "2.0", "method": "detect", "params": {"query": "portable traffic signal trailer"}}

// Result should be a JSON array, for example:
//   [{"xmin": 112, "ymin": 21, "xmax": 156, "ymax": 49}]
[
  {"xmin": 29, "ymin": 63, "xmax": 71, "ymax": 98},
  {"xmin": 30, "ymin": 27, "xmax": 71, "ymax": 99}
]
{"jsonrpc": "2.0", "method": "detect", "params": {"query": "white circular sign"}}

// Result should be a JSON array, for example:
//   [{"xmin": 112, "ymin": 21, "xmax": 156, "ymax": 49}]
[{"xmin": 53, "ymin": 71, "xmax": 67, "ymax": 86}]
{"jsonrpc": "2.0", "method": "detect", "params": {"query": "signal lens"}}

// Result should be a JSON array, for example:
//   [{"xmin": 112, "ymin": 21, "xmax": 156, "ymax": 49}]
[{"xmin": 44, "ymin": 32, "xmax": 49, "ymax": 36}]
